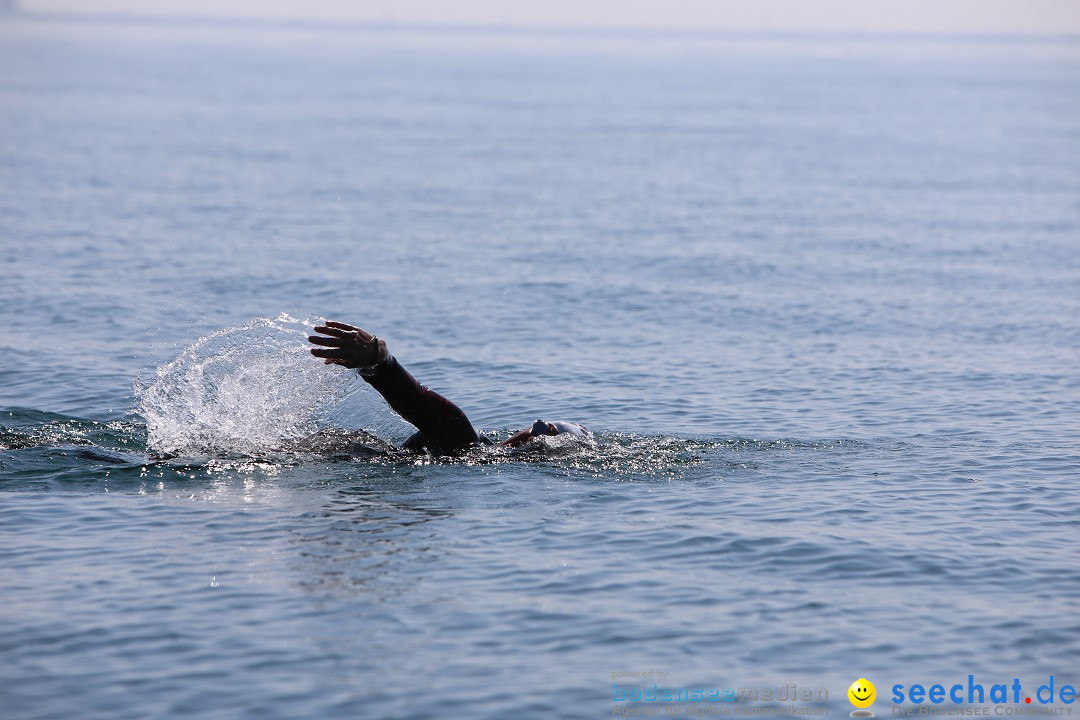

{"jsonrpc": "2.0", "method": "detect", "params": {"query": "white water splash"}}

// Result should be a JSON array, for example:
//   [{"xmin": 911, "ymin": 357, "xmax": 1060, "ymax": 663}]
[{"xmin": 135, "ymin": 314, "xmax": 398, "ymax": 458}]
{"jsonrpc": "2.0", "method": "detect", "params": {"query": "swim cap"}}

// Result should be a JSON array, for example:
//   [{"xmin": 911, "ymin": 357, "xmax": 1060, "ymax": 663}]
[{"xmin": 532, "ymin": 420, "xmax": 590, "ymax": 438}]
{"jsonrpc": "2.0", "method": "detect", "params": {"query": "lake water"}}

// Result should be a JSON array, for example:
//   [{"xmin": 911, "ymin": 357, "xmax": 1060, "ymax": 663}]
[{"xmin": 1, "ymin": 14, "xmax": 1079, "ymax": 720}]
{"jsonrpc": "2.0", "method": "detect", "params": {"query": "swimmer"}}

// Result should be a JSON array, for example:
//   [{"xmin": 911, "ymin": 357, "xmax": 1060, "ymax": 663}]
[{"xmin": 308, "ymin": 320, "xmax": 590, "ymax": 454}]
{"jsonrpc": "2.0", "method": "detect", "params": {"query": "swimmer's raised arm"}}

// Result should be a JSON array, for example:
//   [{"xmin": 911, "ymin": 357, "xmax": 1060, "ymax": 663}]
[
  {"xmin": 308, "ymin": 321, "xmax": 480, "ymax": 453},
  {"xmin": 308, "ymin": 320, "xmax": 389, "ymax": 370}
]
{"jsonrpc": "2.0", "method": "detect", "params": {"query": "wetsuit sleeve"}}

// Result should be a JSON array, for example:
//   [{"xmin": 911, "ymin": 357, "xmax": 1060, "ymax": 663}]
[{"xmin": 359, "ymin": 356, "xmax": 479, "ymax": 453}]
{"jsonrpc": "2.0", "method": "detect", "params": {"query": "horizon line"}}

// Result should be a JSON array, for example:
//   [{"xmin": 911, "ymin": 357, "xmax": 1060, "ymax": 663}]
[{"xmin": 7, "ymin": 9, "xmax": 1080, "ymax": 45}]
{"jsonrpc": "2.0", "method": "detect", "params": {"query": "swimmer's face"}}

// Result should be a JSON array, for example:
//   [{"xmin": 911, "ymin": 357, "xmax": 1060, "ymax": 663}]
[
  {"xmin": 499, "ymin": 420, "xmax": 588, "ymax": 448},
  {"xmin": 498, "ymin": 421, "xmax": 558, "ymax": 448}
]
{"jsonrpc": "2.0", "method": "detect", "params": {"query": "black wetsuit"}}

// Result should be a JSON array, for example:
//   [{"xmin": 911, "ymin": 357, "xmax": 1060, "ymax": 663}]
[{"xmin": 360, "ymin": 355, "xmax": 482, "ymax": 454}]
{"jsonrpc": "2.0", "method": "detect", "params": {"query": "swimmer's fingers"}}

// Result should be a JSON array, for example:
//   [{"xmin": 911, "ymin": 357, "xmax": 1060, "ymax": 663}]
[
  {"xmin": 312, "ymin": 324, "xmax": 351, "ymax": 339},
  {"xmin": 311, "ymin": 343, "xmax": 381, "ymax": 368},
  {"xmin": 310, "ymin": 348, "xmax": 354, "ymax": 363},
  {"xmin": 323, "ymin": 320, "xmax": 370, "ymax": 337},
  {"xmin": 314, "ymin": 322, "xmax": 376, "ymax": 345},
  {"xmin": 324, "ymin": 320, "xmax": 360, "ymax": 331},
  {"xmin": 309, "ymin": 321, "xmax": 385, "ymax": 369},
  {"xmin": 308, "ymin": 335, "xmax": 345, "ymax": 348}
]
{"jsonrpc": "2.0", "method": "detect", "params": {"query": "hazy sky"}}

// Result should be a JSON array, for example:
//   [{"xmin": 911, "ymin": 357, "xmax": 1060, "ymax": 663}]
[{"xmin": 20, "ymin": 0, "xmax": 1080, "ymax": 36}]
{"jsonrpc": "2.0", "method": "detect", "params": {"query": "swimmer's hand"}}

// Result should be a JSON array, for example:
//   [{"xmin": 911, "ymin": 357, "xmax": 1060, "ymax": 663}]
[{"xmin": 308, "ymin": 321, "xmax": 389, "ymax": 369}]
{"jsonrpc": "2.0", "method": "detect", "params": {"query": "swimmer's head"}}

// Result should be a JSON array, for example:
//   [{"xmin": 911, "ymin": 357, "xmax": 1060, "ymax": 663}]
[
  {"xmin": 500, "ymin": 419, "xmax": 590, "ymax": 447},
  {"xmin": 531, "ymin": 420, "xmax": 557, "ymax": 437}
]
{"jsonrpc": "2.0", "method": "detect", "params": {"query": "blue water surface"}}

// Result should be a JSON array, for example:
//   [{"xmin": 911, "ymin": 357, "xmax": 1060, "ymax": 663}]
[{"xmin": 1, "ymin": 14, "xmax": 1079, "ymax": 720}]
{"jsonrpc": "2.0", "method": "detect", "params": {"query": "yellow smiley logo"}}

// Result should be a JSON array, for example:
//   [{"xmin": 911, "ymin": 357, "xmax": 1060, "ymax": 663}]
[{"xmin": 848, "ymin": 678, "xmax": 876, "ymax": 708}]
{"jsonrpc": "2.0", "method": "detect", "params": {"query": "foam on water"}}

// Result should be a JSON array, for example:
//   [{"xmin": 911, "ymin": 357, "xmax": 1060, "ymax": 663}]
[{"xmin": 134, "ymin": 314, "xmax": 389, "ymax": 458}]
